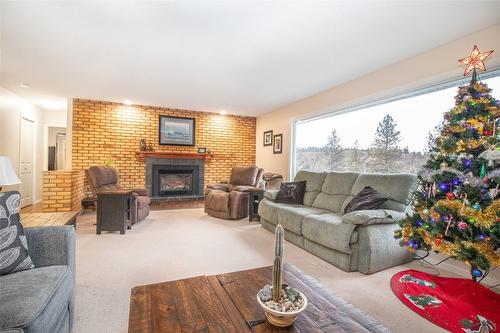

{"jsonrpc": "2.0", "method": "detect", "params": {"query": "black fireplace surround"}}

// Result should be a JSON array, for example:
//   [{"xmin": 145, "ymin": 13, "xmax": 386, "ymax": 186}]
[{"xmin": 146, "ymin": 158, "xmax": 204, "ymax": 200}]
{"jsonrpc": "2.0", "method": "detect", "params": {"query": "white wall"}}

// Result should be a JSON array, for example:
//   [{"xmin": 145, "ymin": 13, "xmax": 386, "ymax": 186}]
[
  {"xmin": 256, "ymin": 24, "xmax": 500, "ymax": 180},
  {"xmin": 0, "ymin": 87, "xmax": 45, "ymax": 202}
]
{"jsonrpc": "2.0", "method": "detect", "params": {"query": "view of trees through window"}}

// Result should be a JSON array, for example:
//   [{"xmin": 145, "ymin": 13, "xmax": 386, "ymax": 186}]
[{"xmin": 295, "ymin": 75, "xmax": 500, "ymax": 175}]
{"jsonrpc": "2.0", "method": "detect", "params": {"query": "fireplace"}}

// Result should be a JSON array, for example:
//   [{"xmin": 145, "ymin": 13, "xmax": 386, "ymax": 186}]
[{"xmin": 146, "ymin": 158, "xmax": 204, "ymax": 200}]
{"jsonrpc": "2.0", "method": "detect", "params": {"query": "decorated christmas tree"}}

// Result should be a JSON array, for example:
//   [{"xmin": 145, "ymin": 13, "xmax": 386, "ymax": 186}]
[{"xmin": 395, "ymin": 45, "xmax": 499, "ymax": 281}]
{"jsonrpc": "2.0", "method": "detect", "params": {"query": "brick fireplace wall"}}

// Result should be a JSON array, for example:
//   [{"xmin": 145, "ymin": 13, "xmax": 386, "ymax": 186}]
[{"xmin": 71, "ymin": 99, "xmax": 256, "ymax": 190}]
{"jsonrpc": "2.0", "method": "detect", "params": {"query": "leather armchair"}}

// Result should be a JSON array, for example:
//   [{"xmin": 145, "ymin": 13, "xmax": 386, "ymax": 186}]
[
  {"xmin": 205, "ymin": 166, "xmax": 263, "ymax": 220},
  {"xmin": 85, "ymin": 166, "xmax": 151, "ymax": 224}
]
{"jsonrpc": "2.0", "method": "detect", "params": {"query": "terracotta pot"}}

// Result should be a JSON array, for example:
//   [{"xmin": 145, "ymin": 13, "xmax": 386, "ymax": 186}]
[{"xmin": 256, "ymin": 289, "xmax": 308, "ymax": 327}]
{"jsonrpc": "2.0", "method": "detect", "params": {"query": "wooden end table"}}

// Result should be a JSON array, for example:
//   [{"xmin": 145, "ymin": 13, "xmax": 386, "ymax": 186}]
[
  {"xmin": 248, "ymin": 188, "xmax": 264, "ymax": 222},
  {"xmin": 20, "ymin": 211, "xmax": 79, "ymax": 228},
  {"xmin": 128, "ymin": 263, "xmax": 389, "ymax": 332},
  {"xmin": 96, "ymin": 190, "xmax": 132, "ymax": 235}
]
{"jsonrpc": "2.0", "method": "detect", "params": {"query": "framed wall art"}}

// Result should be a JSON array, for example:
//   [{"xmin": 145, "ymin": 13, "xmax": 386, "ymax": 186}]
[{"xmin": 159, "ymin": 115, "xmax": 195, "ymax": 146}]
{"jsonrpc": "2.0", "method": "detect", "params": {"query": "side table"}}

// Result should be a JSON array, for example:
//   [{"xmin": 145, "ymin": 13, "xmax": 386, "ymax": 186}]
[
  {"xmin": 96, "ymin": 190, "xmax": 132, "ymax": 234},
  {"xmin": 248, "ymin": 189, "xmax": 264, "ymax": 221}
]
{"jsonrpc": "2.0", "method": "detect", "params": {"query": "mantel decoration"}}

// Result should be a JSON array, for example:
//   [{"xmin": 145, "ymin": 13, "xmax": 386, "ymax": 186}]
[
  {"xmin": 394, "ymin": 44, "xmax": 499, "ymax": 282},
  {"xmin": 159, "ymin": 115, "xmax": 195, "ymax": 146},
  {"xmin": 257, "ymin": 224, "xmax": 307, "ymax": 327}
]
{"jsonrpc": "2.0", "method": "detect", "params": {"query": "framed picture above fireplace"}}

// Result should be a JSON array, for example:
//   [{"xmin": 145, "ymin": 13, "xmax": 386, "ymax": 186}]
[{"xmin": 159, "ymin": 115, "xmax": 195, "ymax": 146}]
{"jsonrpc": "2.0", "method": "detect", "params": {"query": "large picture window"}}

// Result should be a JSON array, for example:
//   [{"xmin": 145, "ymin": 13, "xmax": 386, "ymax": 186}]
[{"xmin": 294, "ymin": 73, "xmax": 500, "ymax": 176}]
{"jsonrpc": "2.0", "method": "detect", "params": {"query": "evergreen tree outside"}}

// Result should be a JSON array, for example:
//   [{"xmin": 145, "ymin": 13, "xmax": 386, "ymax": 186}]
[
  {"xmin": 394, "ymin": 70, "xmax": 499, "ymax": 280},
  {"xmin": 324, "ymin": 129, "xmax": 342, "ymax": 171},
  {"xmin": 372, "ymin": 114, "xmax": 402, "ymax": 168}
]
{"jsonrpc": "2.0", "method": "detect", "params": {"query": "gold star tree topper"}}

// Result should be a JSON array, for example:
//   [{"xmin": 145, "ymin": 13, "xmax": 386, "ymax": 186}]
[{"xmin": 458, "ymin": 45, "xmax": 494, "ymax": 76}]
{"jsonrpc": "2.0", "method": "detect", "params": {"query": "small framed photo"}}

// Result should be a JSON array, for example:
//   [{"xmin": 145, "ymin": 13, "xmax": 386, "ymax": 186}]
[
  {"xmin": 159, "ymin": 115, "xmax": 195, "ymax": 146},
  {"xmin": 263, "ymin": 130, "xmax": 273, "ymax": 146},
  {"xmin": 273, "ymin": 134, "xmax": 283, "ymax": 154},
  {"xmin": 197, "ymin": 147, "xmax": 207, "ymax": 153}
]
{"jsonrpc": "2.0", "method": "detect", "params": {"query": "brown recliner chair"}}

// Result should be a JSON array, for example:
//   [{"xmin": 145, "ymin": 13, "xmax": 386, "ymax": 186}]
[
  {"xmin": 205, "ymin": 166, "xmax": 263, "ymax": 220},
  {"xmin": 85, "ymin": 166, "xmax": 151, "ymax": 224}
]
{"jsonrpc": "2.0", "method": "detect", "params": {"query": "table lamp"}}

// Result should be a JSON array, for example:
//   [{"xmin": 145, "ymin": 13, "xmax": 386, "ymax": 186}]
[{"xmin": 0, "ymin": 156, "xmax": 22, "ymax": 191}]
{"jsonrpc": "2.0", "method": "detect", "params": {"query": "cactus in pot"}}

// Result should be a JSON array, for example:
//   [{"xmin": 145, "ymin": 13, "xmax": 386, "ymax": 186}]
[
  {"xmin": 272, "ymin": 224, "xmax": 284, "ymax": 301},
  {"xmin": 257, "ymin": 223, "xmax": 307, "ymax": 327}
]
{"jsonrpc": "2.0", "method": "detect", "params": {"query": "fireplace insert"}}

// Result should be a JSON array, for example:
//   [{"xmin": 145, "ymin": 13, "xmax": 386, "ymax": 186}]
[{"xmin": 151, "ymin": 164, "xmax": 201, "ymax": 198}]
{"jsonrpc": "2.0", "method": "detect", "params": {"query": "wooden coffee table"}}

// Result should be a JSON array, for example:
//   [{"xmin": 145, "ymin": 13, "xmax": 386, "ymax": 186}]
[{"xmin": 128, "ymin": 264, "xmax": 389, "ymax": 332}]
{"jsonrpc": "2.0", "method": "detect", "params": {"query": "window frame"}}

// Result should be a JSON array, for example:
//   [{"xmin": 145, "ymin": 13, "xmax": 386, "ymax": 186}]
[{"xmin": 291, "ymin": 68, "xmax": 500, "ymax": 178}]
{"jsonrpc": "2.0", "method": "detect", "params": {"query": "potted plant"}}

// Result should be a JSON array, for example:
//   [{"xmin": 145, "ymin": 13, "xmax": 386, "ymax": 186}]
[{"xmin": 257, "ymin": 224, "xmax": 307, "ymax": 327}]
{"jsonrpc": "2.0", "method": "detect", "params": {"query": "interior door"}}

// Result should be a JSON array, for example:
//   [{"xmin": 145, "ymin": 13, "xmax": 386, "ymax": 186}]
[{"xmin": 19, "ymin": 118, "xmax": 34, "ymax": 208}]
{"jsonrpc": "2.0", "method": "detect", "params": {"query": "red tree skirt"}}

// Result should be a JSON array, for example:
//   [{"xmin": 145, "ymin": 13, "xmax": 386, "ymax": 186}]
[{"xmin": 391, "ymin": 270, "xmax": 500, "ymax": 333}]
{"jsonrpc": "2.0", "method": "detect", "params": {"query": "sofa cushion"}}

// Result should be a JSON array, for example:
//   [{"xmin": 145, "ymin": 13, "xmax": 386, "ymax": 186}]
[
  {"xmin": 0, "ymin": 265, "xmax": 72, "ymax": 332},
  {"xmin": 312, "ymin": 172, "xmax": 358, "ymax": 212},
  {"xmin": 275, "ymin": 181, "xmax": 306, "ymax": 204},
  {"xmin": 342, "ymin": 209, "xmax": 406, "ymax": 225},
  {"xmin": 229, "ymin": 166, "xmax": 260, "ymax": 186},
  {"xmin": 342, "ymin": 173, "xmax": 417, "ymax": 213},
  {"xmin": 293, "ymin": 171, "xmax": 327, "ymax": 206},
  {"xmin": 87, "ymin": 166, "xmax": 119, "ymax": 188},
  {"xmin": 302, "ymin": 214, "xmax": 358, "ymax": 254},
  {"xmin": 0, "ymin": 191, "xmax": 34, "ymax": 276},
  {"xmin": 277, "ymin": 206, "xmax": 329, "ymax": 235},
  {"xmin": 258, "ymin": 199, "xmax": 293, "ymax": 225}
]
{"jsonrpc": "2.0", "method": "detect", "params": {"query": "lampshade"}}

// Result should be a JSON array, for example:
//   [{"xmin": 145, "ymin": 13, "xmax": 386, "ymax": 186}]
[{"xmin": 0, "ymin": 156, "xmax": 21, "ymax": 186}]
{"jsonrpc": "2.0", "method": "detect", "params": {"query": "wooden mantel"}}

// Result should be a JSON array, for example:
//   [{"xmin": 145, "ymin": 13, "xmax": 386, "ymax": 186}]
[{"xmin": 135, "ymin": 151, "xmax": 213, "ymax": 161}]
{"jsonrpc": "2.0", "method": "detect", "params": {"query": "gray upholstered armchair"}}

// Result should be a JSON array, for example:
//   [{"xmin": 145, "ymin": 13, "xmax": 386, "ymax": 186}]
[
  {"xmin": 86, "ymin": 166, "xmax": 150, "ymax": 224},
  {"xmin": 205, "ymin": 166, "xmax": 263, "ymax": 220},
  {"xmin": 0, "ymin": 226, "xmax": 75, "ymax": 333}
]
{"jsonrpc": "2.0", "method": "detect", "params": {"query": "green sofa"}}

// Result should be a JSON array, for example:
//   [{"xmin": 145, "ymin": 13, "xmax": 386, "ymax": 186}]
[{"xmin": 258, "ymin": 171, "xmax": 418, "ymax": 274}]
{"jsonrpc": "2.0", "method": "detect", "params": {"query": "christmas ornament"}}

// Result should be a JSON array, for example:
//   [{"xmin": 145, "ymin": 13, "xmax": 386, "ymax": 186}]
[
  {"xmin": 446, "ymin": 192, "xmax": 455, "ymax": 200},
  {"xmin": 435, "ymin": 238, "xmax": 443, "ymax": 245},
  {"xmin": 440, "ymin": 162, "xmax": 448, "ymax": 169},
  {"xmin": 471, "ymin": 268, "xmax": 483, "ymax": 278},
  {"xmin": 452, "ymin": 178, "xmax": 462, "ymax": 186},
  {"xmin": 463, "ymin": 159, "xmax": 472, "ymax": 168},
  {"xmin": 471, "ymin": 203, "xmax": 481, "ymax": 211},
  {"xmin": 483, "ymin": 129, "xmax": 493, "ymax": 136},
  {"xmin": 480, "ymin": 164, "xmax": 486, "ymax": 179},
  {"xmin": 458, "ymin": 45, "xmax": 494, "ymax": 76},
  {"xmin": 457, "ymin": 221, "xmax": 467, "ymax": 230},
  {"xmin": 438, "ymin": 182, "xmax": 448, "ymax": 191}
]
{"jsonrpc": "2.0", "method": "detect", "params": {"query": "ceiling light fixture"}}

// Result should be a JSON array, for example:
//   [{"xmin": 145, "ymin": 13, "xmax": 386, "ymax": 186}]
[
  {"xmin": 219, "ymin": 110, "xmax": 227, "ymax": 115},
  {"xmin": 19, "ymin": 83, "xmax": 29, "ymax": 88},
  {"xmin": 124, "ymin": 99, "xmax": 132, "ymax": 105}
]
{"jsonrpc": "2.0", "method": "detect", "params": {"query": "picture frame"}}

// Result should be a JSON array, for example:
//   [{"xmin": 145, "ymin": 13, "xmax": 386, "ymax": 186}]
[
  {"xmin": 273, "ymin": 134, "xmax": 283, "ymax": 154},
  {"xmin": 159, "ymin": 115, "xmax": 195, "ymax": 146},
  {"xmin": 263, "ymin": 130, "xmax": 273, "ymax": 146}
]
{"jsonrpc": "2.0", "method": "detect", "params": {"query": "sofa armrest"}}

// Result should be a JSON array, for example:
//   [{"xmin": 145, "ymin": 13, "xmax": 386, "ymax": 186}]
[
  {"xmin": 263, "ymin": 190, "xmax": 279, "ymax": 201},
  {"xmin": 24, "ymin": 226, "xmax": 75, "ymax": 273},
  {"xmin": 206, "ymin": 183, "xmax": 230, "ymax": 192},
  {"xmin": 342, "ymin": 209, "xmax": 406, "ymax": 225},
  {"xmin": 232, "ymin": 185, "xmax": 258, "ymax": 192}
]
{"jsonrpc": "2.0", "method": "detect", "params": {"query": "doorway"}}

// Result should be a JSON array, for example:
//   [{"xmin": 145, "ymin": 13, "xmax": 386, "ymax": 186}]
[{"xmin": 19, "ymin": 117, "xmax": 34, "ymax": 208}]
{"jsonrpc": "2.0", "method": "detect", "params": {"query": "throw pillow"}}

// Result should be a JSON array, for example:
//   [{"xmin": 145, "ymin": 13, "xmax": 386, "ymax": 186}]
[
  {"xmin": 0, "ymin": 191, "xmax": 34, "ymax": 276},
  {"xmin": 275, "ymin": 181, "xmax": 306, "ymax": 204},
  {"xmin": 344, "ymin": 186, "xmax": 388, "ymax": 214}
]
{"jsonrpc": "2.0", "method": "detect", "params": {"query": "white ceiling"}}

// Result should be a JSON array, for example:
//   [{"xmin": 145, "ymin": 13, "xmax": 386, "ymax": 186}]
[{"xmin": 1, "ymin": 1, "xmax": 500, "ymax": 116}]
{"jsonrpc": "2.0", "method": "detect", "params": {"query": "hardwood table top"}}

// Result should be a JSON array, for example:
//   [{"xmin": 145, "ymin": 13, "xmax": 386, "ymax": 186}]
[
  {"xmin": 128, "ymin": 263, "xmax": 389, "ymax": 333},
  {"xmin": 20, "ymin": 211, "xmax": 79, "ymax": 228}
]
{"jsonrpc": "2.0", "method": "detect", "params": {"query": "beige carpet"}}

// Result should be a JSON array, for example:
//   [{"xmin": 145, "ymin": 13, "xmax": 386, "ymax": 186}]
[{"xmin": 74, "ymin": 208, "xmax": 472, "ymax": 333}]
